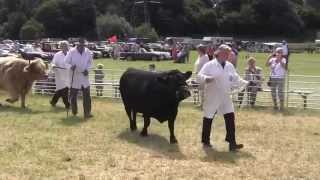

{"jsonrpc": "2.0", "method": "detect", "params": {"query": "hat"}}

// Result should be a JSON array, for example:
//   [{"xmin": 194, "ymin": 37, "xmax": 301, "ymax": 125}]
[
  {"xmin": 97, "ymin": 63, "xmax": 104, "ymax": 69},
  {"xmin": 275, "ymin": 47, "xmax": 283, "ymax": 53},
  {"xmin": 214, "ymin": 44, "xmax": 232, "ymax": 56}
]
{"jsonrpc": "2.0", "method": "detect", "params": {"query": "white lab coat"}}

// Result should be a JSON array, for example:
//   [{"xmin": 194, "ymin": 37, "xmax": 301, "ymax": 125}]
[
  {"xmin": 197, "ymin": 59, "xmax": 246, "ymax": 118},
  {"xmin": 64, "ymin": 47, "xmax": 93, "ymax": 89},
  {"xmin": 51, "ymin": 51, "xmax": 70, "ymax": 90}
]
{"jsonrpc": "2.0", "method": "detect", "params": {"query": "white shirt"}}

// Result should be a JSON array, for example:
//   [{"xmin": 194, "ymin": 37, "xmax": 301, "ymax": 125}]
[
  {"xmin": 197, "ymin": 59, "xmax": 247, "ymax": 117},
  {"xmin": 51, "ymin": 51, "xmax": 70, "ymax": 90},
  {"xmin": 269, "ymin": 57, "xmax": 287, "ymax": 79},
  {"xmin": 64, "ymin": 47, "xmax": 93, "ymax": 89}
]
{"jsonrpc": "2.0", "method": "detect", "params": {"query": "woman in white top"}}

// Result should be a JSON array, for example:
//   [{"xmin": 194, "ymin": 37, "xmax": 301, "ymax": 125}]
[
  {"xmin": 193, "ymin": 44, "xmax": 210, "ymax": 108},
  {"xmin": 266, "ymin": 47, "xmax": 287, "ymax": 110}
]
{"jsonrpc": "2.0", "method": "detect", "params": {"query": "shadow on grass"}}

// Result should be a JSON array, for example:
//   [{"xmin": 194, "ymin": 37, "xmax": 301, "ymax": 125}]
[
  {"xmin": 60, "ymin": 116, "xmax": 84, "ymax": 126},
  {"xmin": 201, "ymin": 147, "xmax": 255, "ymax": 164},
  {"xmin": 0, "ymin": 105, "xmax": 43, "ymax": 114},
  {"xmin": 118, "ymin": 130, "xmax": 186, "ymax": 160}
]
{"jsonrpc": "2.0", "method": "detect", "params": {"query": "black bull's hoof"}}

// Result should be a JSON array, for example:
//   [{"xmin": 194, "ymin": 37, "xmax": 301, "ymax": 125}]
[
  {"xmin": 170, "ymin": 136, "xmax": 178, "ymax": 144},
  {"xmin": 140, "ymin": 130, "xmax": 148, "ymax": 137}
]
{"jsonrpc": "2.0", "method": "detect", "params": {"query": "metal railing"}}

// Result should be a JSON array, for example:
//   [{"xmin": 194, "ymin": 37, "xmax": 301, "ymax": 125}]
[{"xmin": 32, "ymin": 69, "xmax": 320, "ymax": 110}]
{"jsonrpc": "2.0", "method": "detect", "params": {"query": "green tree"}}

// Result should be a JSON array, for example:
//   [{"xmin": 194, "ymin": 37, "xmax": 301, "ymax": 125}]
[
  {"xmin": 19, "ymin": 18, "xmax": 44, "ymax": 40},
  {"xmin": 36, "ymin": 0, "xmax": 97, "ymax": 38},
  {"xmin": 96, "ymin": 13, "xmax": 133, "ymax": 40},
  {"xmin": 5, "ymin": 12, "xmax": 27, "ymax": 39},
  {"xmin": 134, "ymin": 24, "xmax": 159, "ymax": 42}
]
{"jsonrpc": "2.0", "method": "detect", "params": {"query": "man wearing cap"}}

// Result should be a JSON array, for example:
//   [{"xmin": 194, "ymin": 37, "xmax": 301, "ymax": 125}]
[
  {"xmin": 266, "ymin": 47, "xmax": 287, "ymax": 111},
  {"xmin": 197, "ymin": 44, "xmax": 246, "ymax": 151},
  {"xmin": 50, "ymin": 41, "xmax": 70, "ymax": 109},
  {"xmin": 65, "ymin": 38, "xmax": 93, "ymax": 119}
]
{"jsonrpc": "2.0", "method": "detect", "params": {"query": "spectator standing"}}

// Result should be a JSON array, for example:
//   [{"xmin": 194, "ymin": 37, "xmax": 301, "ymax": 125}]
[
  {"xmin": 193, "ymin": 44, "xmax": 210, "ymax": 109},
  {"xmin": 281, "ymin": 40, "xmax": 290, "ymax": 69},
  {"xmin": 266, "ymin": 47, "xmax": 287, "ymax": 111}
]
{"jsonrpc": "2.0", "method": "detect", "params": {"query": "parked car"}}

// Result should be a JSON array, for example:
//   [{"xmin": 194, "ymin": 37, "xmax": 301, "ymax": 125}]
[
  {"xmin": 120, "ymin": 48, "xmax": 171, "ymax": 61},
  {"xmin": 20, "ymin": 45, "xmax": 54, "ymax": 61},
  {"xmin": 0, "ymin": 49, "xmax": 12, "ymax": 57}
]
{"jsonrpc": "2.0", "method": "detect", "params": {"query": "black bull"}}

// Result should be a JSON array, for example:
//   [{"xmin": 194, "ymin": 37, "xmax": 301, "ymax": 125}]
[{"xmin": 119, "ymin": 68, "xmax": 192, "ymax": 144}]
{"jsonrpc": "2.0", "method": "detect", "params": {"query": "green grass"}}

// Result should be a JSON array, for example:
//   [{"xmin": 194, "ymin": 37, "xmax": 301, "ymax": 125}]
[
  {"xmin": 94, "ymin": 52, "xmax": 320, "ymax": 76},
  {"xmin": 0, "ymin": 94, "xmax": 320, "ymax": 179}
]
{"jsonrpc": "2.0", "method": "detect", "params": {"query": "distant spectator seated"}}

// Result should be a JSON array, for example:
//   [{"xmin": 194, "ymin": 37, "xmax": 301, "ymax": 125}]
[
  {"xmin": 94, "ymin": 64, "xmax": 105, "ymax": 97},
  {"xmin": 175, "ymin": 46, "xmax": 188, "ymax": 63},
  {"xmin": 238, "ymin": 57, "xmax": 263, "ymax": 107}
]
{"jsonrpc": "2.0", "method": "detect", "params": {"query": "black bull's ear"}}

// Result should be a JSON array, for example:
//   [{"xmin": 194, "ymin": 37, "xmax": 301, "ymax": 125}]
[{"xmin": 184, "ymin": 71, "xmax": 192, "ymax": 80}]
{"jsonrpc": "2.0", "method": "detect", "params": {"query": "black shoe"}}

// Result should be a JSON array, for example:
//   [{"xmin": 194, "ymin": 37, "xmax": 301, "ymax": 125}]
[
  {"xmin": 202, "ymin": 143, "xmax": 213, "ymax": 148},
  {"xmin": 84, "ymin": 114, "xmax": 93, "ymax": 119},
  {"xmin": 229, "ymin": 143, "xmax": 244, "ymax": 152}
]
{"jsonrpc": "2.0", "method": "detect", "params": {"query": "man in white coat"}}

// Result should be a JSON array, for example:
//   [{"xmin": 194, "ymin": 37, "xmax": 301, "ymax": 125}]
[
  {"xmin": 50, "ymin": 41, "xmax": 70, "ymax": 109},
  {"xmin": 197, "ymin": 44, "xmax": 245, "ymax": 151},
  {"xmin": 65, "ymin": 38, "xmax": 93, "ymax": 119}
]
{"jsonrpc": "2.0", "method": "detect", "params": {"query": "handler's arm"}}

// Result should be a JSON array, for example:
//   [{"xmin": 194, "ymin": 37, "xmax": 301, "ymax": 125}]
[{"xmin": 197, "ymin": 64, "xmax": 217, "ymax": 84}]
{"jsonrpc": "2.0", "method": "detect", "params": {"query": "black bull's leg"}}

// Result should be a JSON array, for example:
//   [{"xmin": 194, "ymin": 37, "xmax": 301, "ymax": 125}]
[{"xmin": 168, "ymin": 119, "xmax": 177, "ymax": 144}]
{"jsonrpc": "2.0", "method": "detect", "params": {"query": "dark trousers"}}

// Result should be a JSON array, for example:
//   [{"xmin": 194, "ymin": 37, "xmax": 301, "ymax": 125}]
[
  {"xmin": 50, "ymin": 87, "xmax": 69, "ymax": 108},
  {"xmin": 201, "ymin": 112, "xmax": 238, "ymax": 145},
  {"xmin": 224, "ymin": 113, "xmax": 236, "ymax": 144},
  {"xmin": 70, "ymin": 86, "xmax": 92, "ymax": 116}
]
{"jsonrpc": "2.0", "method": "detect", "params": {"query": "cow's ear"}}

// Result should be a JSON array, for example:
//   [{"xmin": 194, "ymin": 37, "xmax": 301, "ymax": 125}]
[
  {"xmin": 157, "ymin": 76, "xmax": 169, "ymax": 84},
  {"xmin": 184, "ymin": 71, "xmax": 192, "ymax": 80}
]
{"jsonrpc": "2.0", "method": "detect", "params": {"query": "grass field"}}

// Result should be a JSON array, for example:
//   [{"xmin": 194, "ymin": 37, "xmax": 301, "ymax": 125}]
[
  {"xmin": 94, "ymin": 52, "xmax": 320, "ymax": 76},
  {"xmin": 0, "ymin": 52, "xmax": 319, "ymax": 179},
  {"xmin": 0, "ymin": 93, "xmax": 320, "ymax": 179}
]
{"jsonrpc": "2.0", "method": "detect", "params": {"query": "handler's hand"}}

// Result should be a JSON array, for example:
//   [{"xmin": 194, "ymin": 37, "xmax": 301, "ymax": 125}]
[
  {"xmin": 71, "ymin": 65, "xmax": 76, "ymax": 71},
  {"xmin": 205, "ymin": 77, "xmax": 214, "ymax": 83},
  {"xmin": 83, "ymin": 70, "xmax": 89, "ymax": 76}
]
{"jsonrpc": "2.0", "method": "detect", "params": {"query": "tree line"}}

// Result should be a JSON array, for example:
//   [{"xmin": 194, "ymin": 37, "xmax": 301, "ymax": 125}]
[{"xmin": 0, "ymin": 0, "xmax": 319, "ymax": 40}]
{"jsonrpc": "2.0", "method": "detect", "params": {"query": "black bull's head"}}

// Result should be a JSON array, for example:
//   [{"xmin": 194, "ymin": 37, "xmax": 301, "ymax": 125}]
[{"xmin": 157, "ymin": 70, "xmax": 192, "ymax": 101}]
